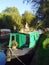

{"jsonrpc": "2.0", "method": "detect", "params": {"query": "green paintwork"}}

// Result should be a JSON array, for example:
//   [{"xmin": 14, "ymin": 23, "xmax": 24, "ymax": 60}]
[
  {"xmin": 18, "ymin": 33, "xmax": 26, "ymax": 48},
  {"xmin": 8, "ymin": 33, "xmax": 18, "ymax": 47},
  {"xmin": 8, "ymin": 33, "xmax": 26, "ymax": 48},
  {"xmin": 29, "ymin": 31, "xmax": 40, "ymax": 48},
  {"xmin": 8, "ymin": 31, "xmax": 40, "ymax": 48}
]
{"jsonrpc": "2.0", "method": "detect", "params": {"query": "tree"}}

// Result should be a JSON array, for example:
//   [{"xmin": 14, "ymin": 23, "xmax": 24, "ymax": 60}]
[
  {"xmin": 38, "ymin": 0, "xmax": 49, "ymax": 28},
  {"xmin": 1, "ymin": 7, "xmax": 23, "ymax": 30},
  {"xmin": 22, "ymin": 11, "xmax": 35, "ymax": 27},
  {"xmin": 0, "ymin": 13, "xmax": 4, "ymax": 28},
  {"xmin": 23, "ymin": 0, "xmax": 49, "ymax": 28},
  {"xmin": 3, "ymin": 7, "xmax": 19, "ymax": 15}
]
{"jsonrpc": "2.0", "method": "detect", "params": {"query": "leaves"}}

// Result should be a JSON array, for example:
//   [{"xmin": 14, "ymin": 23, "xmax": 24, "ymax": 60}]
[
  {"xmin": 0, "ymin": 7, "xmax": 22, "ymax": 30},
  {"xmin": 22, "ymin": 11, "xmax": 35, "ymax": 27},
  {"xmin": 0, "ymin": 7, "xmax": 36, "ymax": 30}
]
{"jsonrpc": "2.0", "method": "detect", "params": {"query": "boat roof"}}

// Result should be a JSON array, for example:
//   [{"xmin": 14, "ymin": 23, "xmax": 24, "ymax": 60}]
[{"xmin": 0, "ymin": 29, "xmax": 11, "ymax": 32}]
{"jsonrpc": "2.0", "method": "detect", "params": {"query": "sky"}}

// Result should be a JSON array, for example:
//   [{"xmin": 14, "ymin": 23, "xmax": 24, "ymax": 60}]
[{"xmin": 0, "ymin": 0, "xmax": 39, "ymax": 15}]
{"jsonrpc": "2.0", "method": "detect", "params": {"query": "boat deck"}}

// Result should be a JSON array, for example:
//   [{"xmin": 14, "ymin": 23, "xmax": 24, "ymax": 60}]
[{"xmin": 9, "ymin": 48, "xmax": 33, "ymax": 57}]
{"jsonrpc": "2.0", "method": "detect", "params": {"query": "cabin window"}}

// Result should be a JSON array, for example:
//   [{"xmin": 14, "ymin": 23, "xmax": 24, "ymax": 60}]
[{"xmin": 12, "ymin": 36, "xmax": 15, "ymax": 41}]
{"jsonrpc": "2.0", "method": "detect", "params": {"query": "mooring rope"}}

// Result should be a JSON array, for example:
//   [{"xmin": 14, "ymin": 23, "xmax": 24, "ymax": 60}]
[{"xmin": 7, "ymin": 48, "xmax": 26, "ymax": 65}]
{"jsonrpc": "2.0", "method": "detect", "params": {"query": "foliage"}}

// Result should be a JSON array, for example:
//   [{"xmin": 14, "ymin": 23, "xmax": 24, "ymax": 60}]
[
  {"xmin": 36, "ymin": 34, "xmax": 49, "ymax": 65},
  {"xmin": 0, "ymin": 7, "xmax": 23, "ymax": 30},
  {"xmin": 38, "ymin": 0, "xmax": 49, "ymax": 28},
  {"xmin": 3, "ymin": 7, "xmax": 19, "ymax": 15},
  {"xmin": 30, "ymin": 27, "xmax": 34, "ymax": 31},
  {"xmin": 24, "ymin": 0, "xmax": 49, "ymax": 28},
  {"xmin": 22, "ymin": 11, "xmax": 35, "ymax": 27},
  {"xmin": 0, "ymin": 7, "xmax": 36, "ymax": 30}
]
